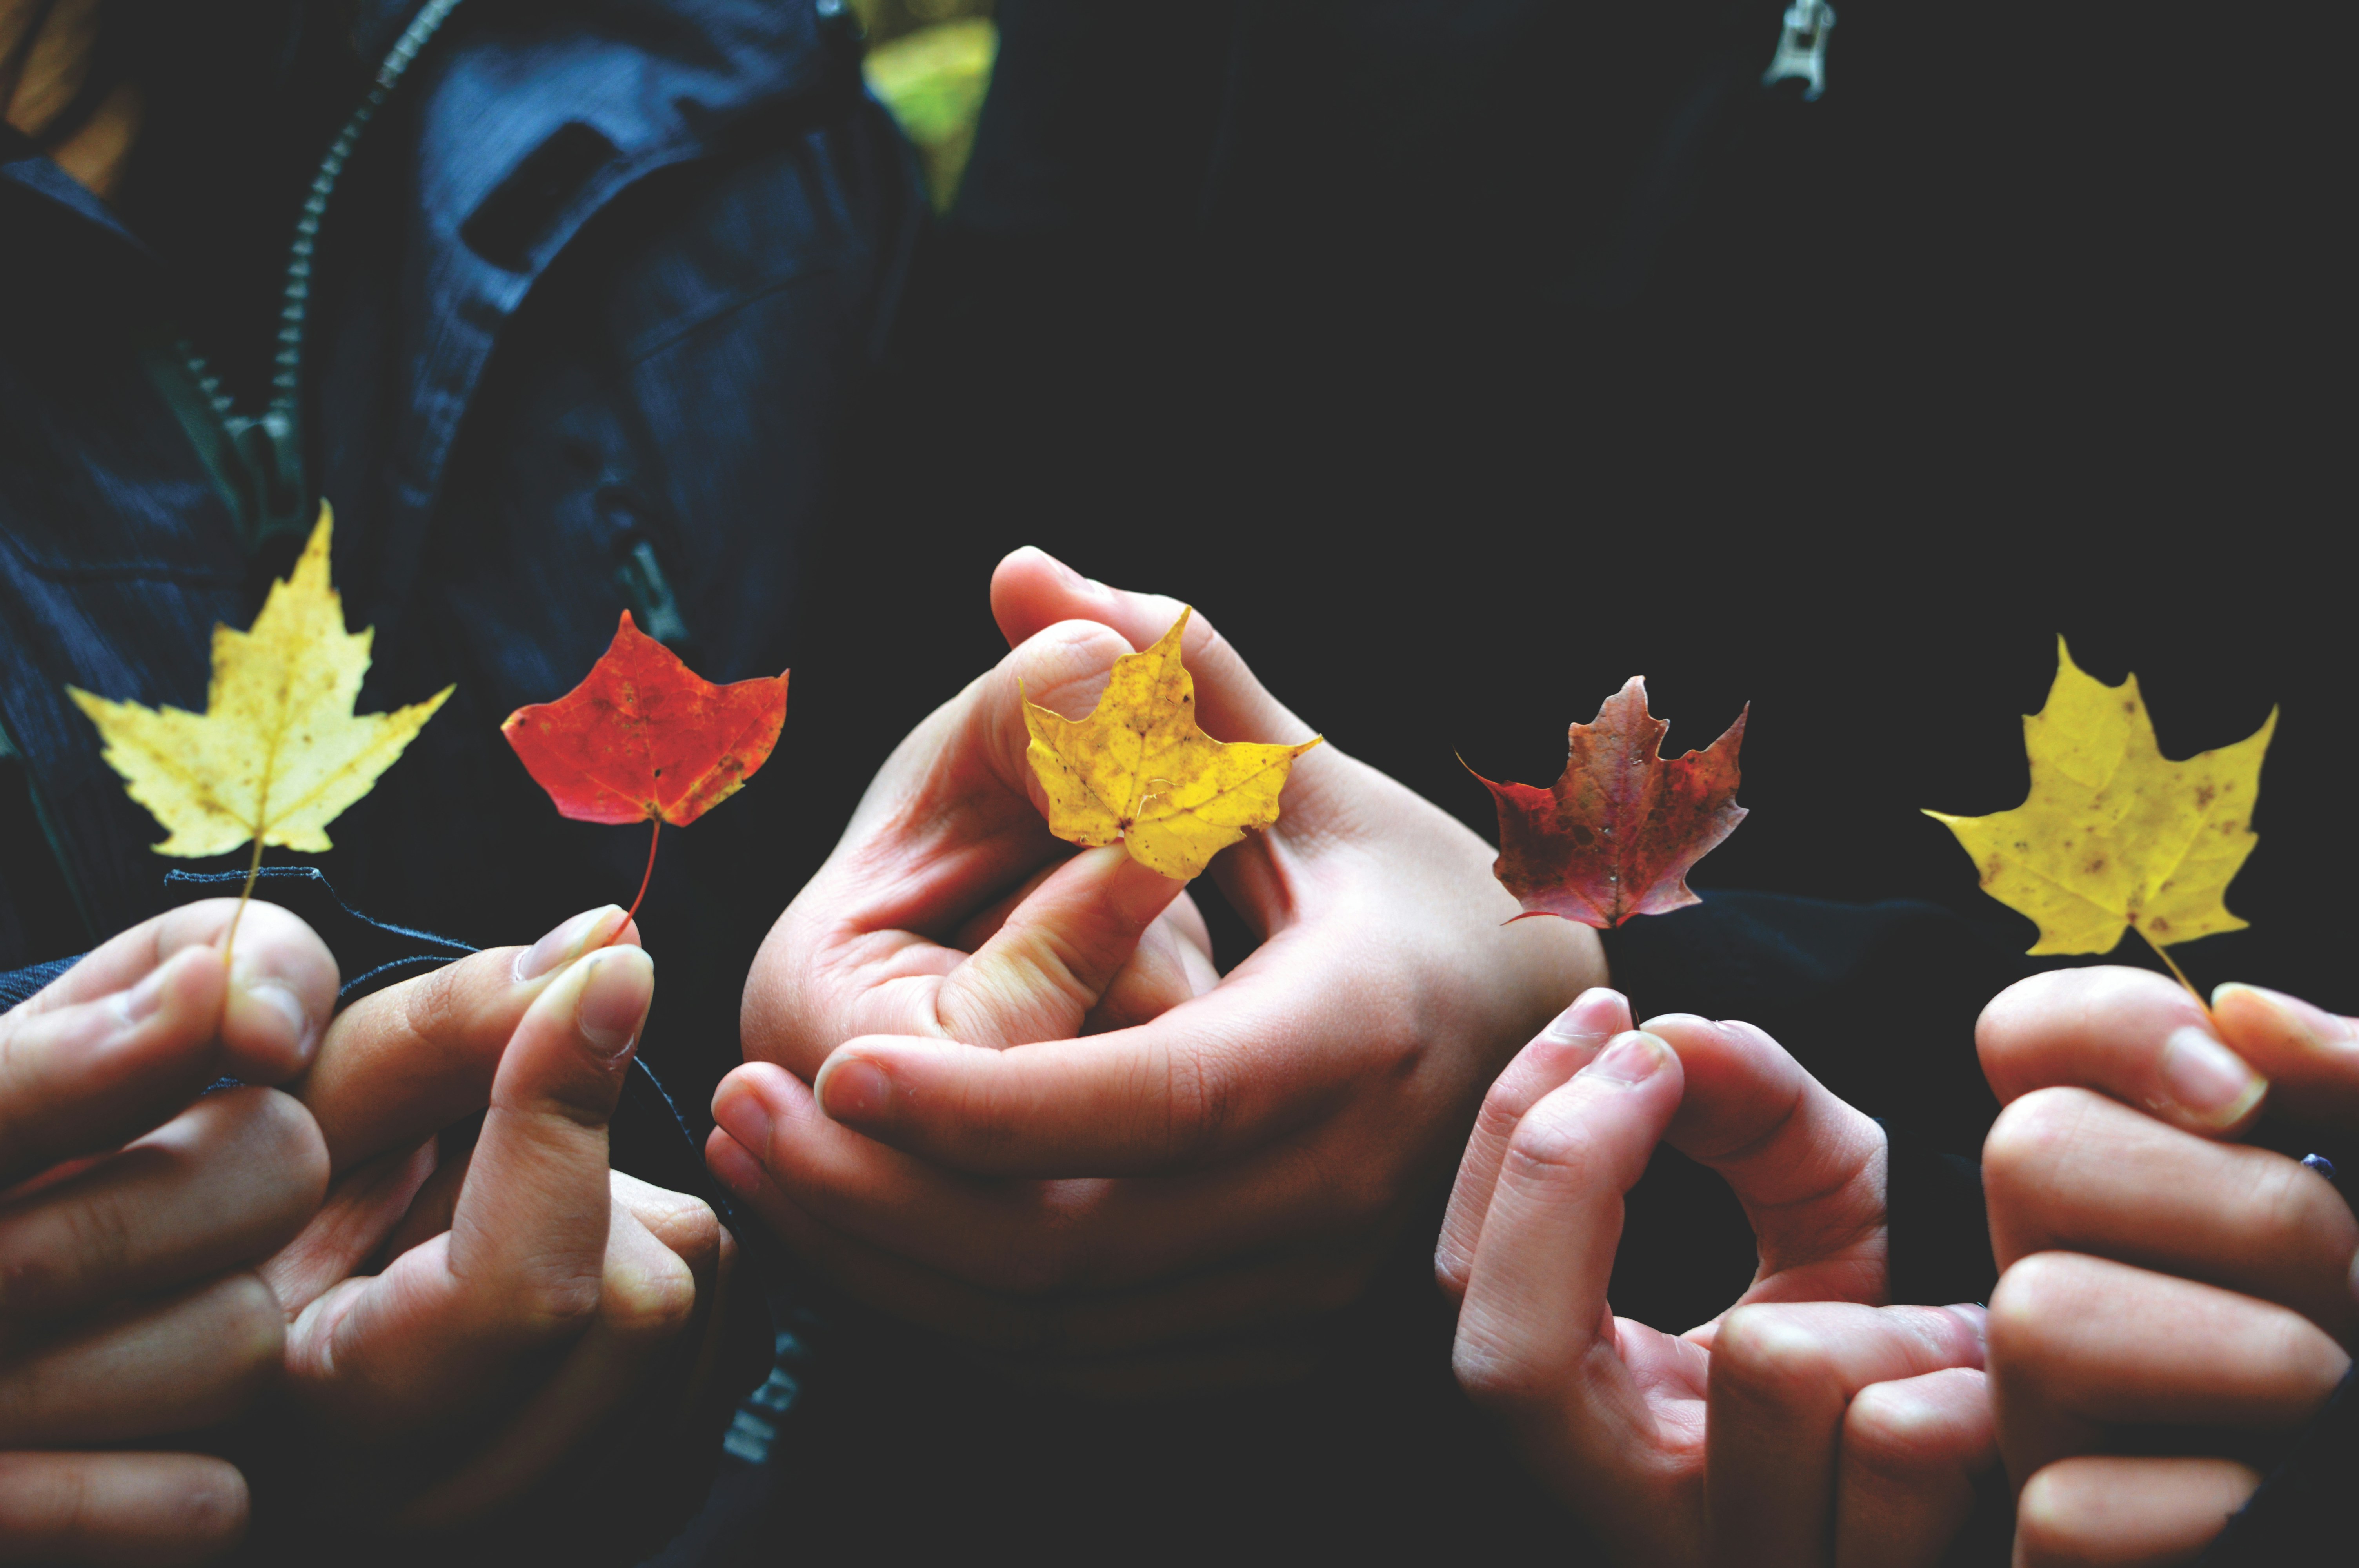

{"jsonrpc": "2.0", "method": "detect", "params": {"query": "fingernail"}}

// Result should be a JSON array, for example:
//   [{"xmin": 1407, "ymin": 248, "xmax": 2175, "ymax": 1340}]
[
  {"xmin": 2158, "ymin": 1025, "xmax": 2266, "ymax": 1127},
  {"xmin": 2214, "ymin": 983, "xmax": 2357, "ymax": 1056},
  {"xmin": 1943, "ymin": 1302, "xmax": 1990, "ymax": 1352},
  {"xmin": 1543, "ymin": 988, "xmax": 1627, "ymax": 1044},
  {"xmin": 1045, "ymin": 551, "xmax": 1086, "ymax": 588},
  {"xmin": 233, "ymin": 976, "xmax": 313, "ymax": 1060},
  {"xmin": 816, "ymin": 1054, "xmax": 892, "ymax": 1125},
  {"xmin": 712, "ymin": 1077, "xmax": 773, "ymax": 1153},
  {"xmin": 1585, "ymin": 1030, "xmax": 1670, "ymax": 1085},
  {"xmin": 114, "ymin": 950, "xmax": 195, "ymax": 1024},
  {"xmin": 516, "ymin": 906, "xmax": 629, "ymax": 983},
  {"xmin": 573, "ymin": 947, "xmax": 653, "ymax": 1060}
]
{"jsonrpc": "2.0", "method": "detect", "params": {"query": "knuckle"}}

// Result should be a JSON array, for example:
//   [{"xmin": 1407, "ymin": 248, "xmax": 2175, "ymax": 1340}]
[
  {"xmin": 1500, "ymin": 1109, "xmax": 1606, "ymax": 1187},
  {"xmin": 52, "ymin": 1184, "xmax": 138, "ymax": 1298},
  {"xmin": 1982, "ymin": 1090, "xmax": 2094, "ymax": 1191},
  {"xmin": 1841, "ymin": 1381, "xmax": 1974, "ymax": 1479},
  {"xmin": 2248, "ymin": 1156, "xmax": 2354, "ymax": 1259},
  {"xmin": 1451, "ymin": 1327, "xmax": 1565, "ymax": 1412},
  {"xmin": 215, "ymin": 1271, "xmax": 289, "ymax": 1383},
  {"xmin": 1987, "ymin": 1253, "xmax": 2085, "ymax": 1369},
  {"xmin": 603, "ymin": 1249, "xmax": 699, "ymax": 1340},
  {"xmin": 1710, "ymin": 1305, "xmax": 1839, "ymax": 1407},
  {"xmin": 1161, "ymin": 1044, "xmax": 1229, "ymax": 1163},
  {"xmin": 240, "ymin": 1088, "xmax": 333, "ymax": 1208},
  {"xmin": 511, "ymin": 1258, "xmax": 604, "ymax": 1338}
]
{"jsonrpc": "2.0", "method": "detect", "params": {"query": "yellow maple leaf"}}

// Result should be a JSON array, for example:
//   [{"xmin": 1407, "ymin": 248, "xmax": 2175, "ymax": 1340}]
[
  {"xmin": 1022, "ymin": 608, "xmax": 1322, "ymax": 881},
  {"xmin": 1925, "ymin": 638, "xmax": 2275, "ymax": 968},
  {"xmin": 68, "ymin": 504, "xmax": 451, "ymax": 872}
]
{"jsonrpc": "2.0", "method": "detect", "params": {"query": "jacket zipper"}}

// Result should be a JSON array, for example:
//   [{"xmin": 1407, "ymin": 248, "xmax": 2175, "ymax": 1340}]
[{"xmin": 167, "ymin": 0, "xmax": 467, "ymax": 549}]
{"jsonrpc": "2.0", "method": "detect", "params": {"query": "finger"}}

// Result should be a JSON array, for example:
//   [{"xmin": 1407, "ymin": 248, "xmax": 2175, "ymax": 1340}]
[
  {"xmin": 395, "ymin": 1204, "xmax": 697, "ymax": 1531},
  {"xmin": 0, "ymin": 948, "xmax": 225, "ymax": 1187},
  {"xmin": 0, "ymin": 1087, "xmax": 326, "ymax": 1319},
  {"xmin": 989, "ymin": 549, "xmax": 1319, "ymax": 752},
  {"xmin": 1451, "ymin": 1034, "xmax": 1684, "ymax": 1457},
  {"xmin": 1977, "ymin": 967, "xmax": 2266, "ymax": 1137},
  {"xmin": 2209, "ymin": 982, "xmax": 2359, "ymax": 1125},
  {"xmin": 5, "ymin": 899, "xmax": 338, "ymax": 1086},
  {"xmin": 0, "ymin": 1451, "xmax": 248, "ymax": 1566},
  {"xmin": 449, "ymin": 945, "xmax": 647, "ymax": 1272},
  {"xmin": 1833, "ymin": 1365, "xmax": 1997, "ymax": 1568},
  {"xmin": 1988, "ymin": 1252, "xmax": 2351, "ymax": 1483},
  {"xmin": 295, "ymin": 905, "xmax": 632, "ymax": 1172},
  {"xmin": 1705, "ymin": 1302, "xmax": 1988, "ymax": 1568},
  {"xmin": 258, "ymin": 1138, "xmax": 438, "ymax": 1319},
  {"xmin": 918, "ymin": 845, "xmax": 1185, "ymax": 1050},
  {"xmin": 1436, "ymin": 987, "xmax": 1634, "ymax": 1302},
  {"xmin": 2014, "ymin": 1455, "xmax": 2260, "ymax": 1568},
  {"xmin": 291, "ymin": 948, "xmax": 651, "ymax": 1430},
  {"xmin": 1643, "ymin": 1016, "xmax": 1888, "ymax": 1304},
  {"xmin": 0, "ymin": 1272, "xmax": 282, "ymax": 1447},
  {"xmin": 796, "ymin": 916, "xmax": 1396, "ymax": 1175},
  {"xmin": 377, "ymin": 1135, "xmax": 473, "ymax": 1263},
  {"xmin": 711, "ymin": 1122, "xmax": 1383, "ymax": 1359},
  {"xmin": 736, "ymin": 621, "xmax": 1161, "ymax": 1081},
  {"xmin": 1080, "ymin": 907, "xmax": 1221, "ymax": 1035},
  {"xmin": 712, "ymin": 1063, "xmax": 1398, "ymax": 1294},
  {"xmin": 1983, "ymin": 1087, "xmax": 2359, "ymax": 1341}
]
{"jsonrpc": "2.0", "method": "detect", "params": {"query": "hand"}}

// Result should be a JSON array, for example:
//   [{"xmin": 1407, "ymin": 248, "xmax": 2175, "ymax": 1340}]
[
  {"xmin": 1978, "ymin": 968, "xmax": 2359, "ymax": 1567},
  {"xmin": 0, "ymin": 900, "xmax": 336, "ymax": 1565},
  {"xmin": 713, "ymin": 548, "xmax": 1602, "ymax": 1394},
  {"xmin": 254, "ymin": 907, "xmax": 740, "ymax": 1536},
  {"xmin": 1443, "ymin": 991, "xmax": 1997, "ymax": 1567}
]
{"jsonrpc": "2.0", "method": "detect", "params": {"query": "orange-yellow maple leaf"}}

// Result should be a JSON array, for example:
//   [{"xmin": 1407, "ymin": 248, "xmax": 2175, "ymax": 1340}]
[{"xmin": 1022, "ymin": 610, "xmax": 1321, "ymax": 881}]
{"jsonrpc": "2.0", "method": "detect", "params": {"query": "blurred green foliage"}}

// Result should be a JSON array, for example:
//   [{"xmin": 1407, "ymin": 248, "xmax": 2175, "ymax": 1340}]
[{"xmin": 854, "ymin": 0, "xmax": 998, "ymax": 212}]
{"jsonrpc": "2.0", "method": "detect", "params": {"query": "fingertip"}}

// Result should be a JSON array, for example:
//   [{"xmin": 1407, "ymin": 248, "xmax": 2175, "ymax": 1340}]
[
  {"xmin": 498, "ymin": 945, "xmax": 652, "ymax": 1127},
  {"xmin": 711, "ymin": 1062, "xmax": 800, "ymax": 1156},
  {"xmin": 813, "ymin": 1049, "xmax": 893, "ymax": 1128},
  {"xmin": 1103, "ymin": 847, "xmax": 1190, "ymax": 926},
  {"xmin": 1580, "ymin": 1029, "xmax": 1678, "ymax": 1088},
  {"xmin": 1542, "ymin": 986, "xmax": 1633, "ymax": 1044}
]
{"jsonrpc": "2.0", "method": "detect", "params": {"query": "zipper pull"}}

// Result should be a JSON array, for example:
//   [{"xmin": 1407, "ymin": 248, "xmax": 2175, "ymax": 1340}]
[
  {"xmin": 221, "ymin": 409, "xmax": 313, "ymax": 544},
  {"xmin": 1762, "ymin": 0, "xmax": 1837, "ymax": 101}
]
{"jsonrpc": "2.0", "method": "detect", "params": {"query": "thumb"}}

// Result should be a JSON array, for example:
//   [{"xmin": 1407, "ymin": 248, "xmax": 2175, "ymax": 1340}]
[
  {"xmin": 931, "ymin": 846, "xmax": 1187, "ymax": 1050},
  {"xmin": 448, "ymin": 945, "xmax": 650, "ymax": 1282},
  {"xmin": 990, "ymin": 548, "xmax": 1319, "ymax": 754}
]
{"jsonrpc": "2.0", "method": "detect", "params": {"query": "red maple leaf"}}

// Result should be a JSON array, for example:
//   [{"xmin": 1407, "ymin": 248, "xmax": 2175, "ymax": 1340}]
[
  {"xmin": 1468, "ymin": 678, "xmax": 1747, "ymax": 927},
  {"xmin": 502, "ymin": 612, "xmax": 788, "ymax": 917}
]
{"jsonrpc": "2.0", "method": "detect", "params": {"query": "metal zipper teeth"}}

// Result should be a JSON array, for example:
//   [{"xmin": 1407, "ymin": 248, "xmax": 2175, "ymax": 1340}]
[{"xmin": 178, "ymin": 0, "xmax": 468, "ymax": 434}]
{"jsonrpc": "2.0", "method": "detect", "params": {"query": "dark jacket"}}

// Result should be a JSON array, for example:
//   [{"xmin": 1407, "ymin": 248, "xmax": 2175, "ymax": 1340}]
[
  {"xmin": 1, "ymin": 0, "xmax": 920, "ymax": 1104},
  {"xmin": 3, "ymin": 0, "xmax": 914, "ymax": 1556}
]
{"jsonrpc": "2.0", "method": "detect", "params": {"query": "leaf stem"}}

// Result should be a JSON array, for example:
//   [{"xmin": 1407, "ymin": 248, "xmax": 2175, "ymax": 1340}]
[
  {"xmin": 2137, "ymin": 926, "xmax": 2204, "ymax": 1008},
  {"xmin": 222, "ymin": 836, "xmax": 265, "ymax": 968},
  {"xmin": 626, "ymin": 817, "xmax": 660, "ymax": 926}
]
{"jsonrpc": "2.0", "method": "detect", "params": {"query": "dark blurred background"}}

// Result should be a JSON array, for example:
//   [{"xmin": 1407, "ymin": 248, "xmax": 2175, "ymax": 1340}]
[{"xmin": 831, "ymin": 0, "xmax": 2348, "ymax": 1015}]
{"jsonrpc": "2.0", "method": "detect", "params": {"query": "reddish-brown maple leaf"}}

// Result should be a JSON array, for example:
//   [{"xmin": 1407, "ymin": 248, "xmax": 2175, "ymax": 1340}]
[
  {"xmin": 1468, "ymin": 678, "xmax": 1747, "ymax": 927},
  {"xmin": 502, "ymin": 611, "xmax": 788, "ymax": 916}
]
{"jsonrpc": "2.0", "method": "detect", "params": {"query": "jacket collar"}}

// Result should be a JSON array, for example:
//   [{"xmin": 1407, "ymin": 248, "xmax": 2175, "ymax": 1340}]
[{"xmin": 322, "ymin": 0, "xmax": 837, "ymax": 640}]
